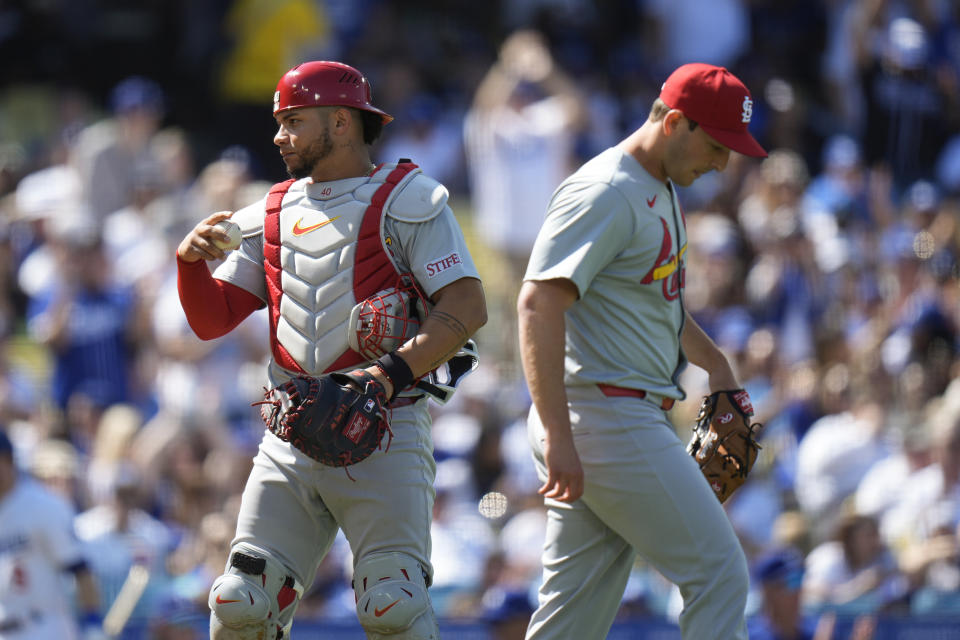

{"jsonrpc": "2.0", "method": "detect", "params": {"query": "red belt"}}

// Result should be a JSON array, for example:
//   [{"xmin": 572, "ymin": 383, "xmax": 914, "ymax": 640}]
[{"xmin": 597, "ymin": 384, "xmax": 675, "ymax": 410}]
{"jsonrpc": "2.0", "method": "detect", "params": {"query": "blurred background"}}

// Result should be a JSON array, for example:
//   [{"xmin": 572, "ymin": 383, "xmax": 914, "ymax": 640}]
[{"xmin": 2, "ymin": 0, "xmax": 960, "ymax": 638}]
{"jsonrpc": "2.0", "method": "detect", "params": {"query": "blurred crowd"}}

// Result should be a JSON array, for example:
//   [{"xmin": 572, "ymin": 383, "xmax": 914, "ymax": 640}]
[{"xmin": 2, "ymin": 0, "xmax": 960, "ymax": 637}]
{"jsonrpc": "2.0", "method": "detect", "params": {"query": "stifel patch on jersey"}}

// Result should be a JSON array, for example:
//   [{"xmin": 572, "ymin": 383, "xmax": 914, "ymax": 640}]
[{"xmin": 424, "ymin": 251, "xmax": 462, "ymax": 278}]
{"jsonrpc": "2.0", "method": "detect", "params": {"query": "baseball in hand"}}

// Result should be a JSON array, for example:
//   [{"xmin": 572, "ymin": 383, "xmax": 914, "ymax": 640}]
[{"xmin": 213, "ymin": 220, "xmax": 242, "ymax": 251}]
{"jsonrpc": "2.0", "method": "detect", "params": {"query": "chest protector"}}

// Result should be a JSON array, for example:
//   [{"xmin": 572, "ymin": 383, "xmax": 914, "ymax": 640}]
[{"xmin": 262, "ymin": 162, "xmax": 419, "ymax": 376}]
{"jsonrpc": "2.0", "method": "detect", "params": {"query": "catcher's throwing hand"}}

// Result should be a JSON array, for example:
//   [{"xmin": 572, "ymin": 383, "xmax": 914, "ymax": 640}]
[
  {"xmin": 176, "ymin": 210, "xmax": 237, "ymax": 263},
  {"xmin": 686, "ymin": 389, "xmax": 762, "ymax": 503},
  {"xmin": 258, "ymin": 370, "xmax": 392, "ymax": 468}
]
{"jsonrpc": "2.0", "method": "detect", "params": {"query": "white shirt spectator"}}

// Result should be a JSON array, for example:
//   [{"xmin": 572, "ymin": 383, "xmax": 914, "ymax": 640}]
[
  {"xmin": 795, "ymin": 406, "xmax": 889, "ymax": 525},
  {"xmin": 643, "ymin": 0, "xmax": 750, "ymax": 70},
  {"xmin": 465, "ymin": 94, "xmax": 578, "ymax": 257}
]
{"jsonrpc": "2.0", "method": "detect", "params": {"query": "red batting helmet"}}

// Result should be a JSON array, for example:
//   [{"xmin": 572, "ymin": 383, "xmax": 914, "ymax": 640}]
[{"xmin": 273, "ymin": 61, "xmax": 393, "ymax": 124}]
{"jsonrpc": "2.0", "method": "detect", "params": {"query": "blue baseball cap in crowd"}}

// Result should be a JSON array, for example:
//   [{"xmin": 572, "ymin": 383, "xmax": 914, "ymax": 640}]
[
  {"xmin": 903, "ymin": 179, "xmax": 940, "ymax": 213},
  {"xmin": 754, "ymin": 548, "xmax": 805, "ymax": 590},
  {"xmin": 110, "ymin": 76, "xmax": 165, "ymax": 115},
  {"xmin": 823, "ymin": 134, "xmax": 860, "ymax": 170},
  {"xmin": 482, "ymin": 587, "xmax": 535, "ymax": 623},
  {"xmin": 0, "ymin": 429, "xmax": 12, "ymax": 457}
]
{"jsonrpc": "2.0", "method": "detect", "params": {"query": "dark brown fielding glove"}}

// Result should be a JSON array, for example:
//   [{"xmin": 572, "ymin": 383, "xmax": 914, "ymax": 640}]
[
  {"xmin": 686, "ymin": 389, "xmax": 762, "ymax": 503},
  {"xmin": 258, "ymin": 370, "xmax": 391, "ymax": 468}
]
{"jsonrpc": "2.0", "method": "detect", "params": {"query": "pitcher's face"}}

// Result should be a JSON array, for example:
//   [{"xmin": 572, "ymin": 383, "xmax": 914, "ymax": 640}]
[{"xmin": 664, "ymin": 115, "xmax": 732, "ymax": 187}]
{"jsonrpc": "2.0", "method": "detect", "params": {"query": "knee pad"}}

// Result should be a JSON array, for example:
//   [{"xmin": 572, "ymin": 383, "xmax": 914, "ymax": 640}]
[
  {"xmin": 353, "ymin": 553, "xmax": 439, "ymax": 639},
  {"xmin": 208, "ymin": 544, "xmax": 304, "ymax": 639}
]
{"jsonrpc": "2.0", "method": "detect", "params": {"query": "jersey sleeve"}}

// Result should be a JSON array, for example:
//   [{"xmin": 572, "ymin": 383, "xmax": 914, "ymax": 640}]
[
  {"xmin": 37, "ymin": 489, "xmax": 86, "ymax": 569},
  {"xmin": 211, "ymin": 198, "xmax": 269, "ymax": 300},
  {"xmin": 210, "ymin": 231, "xmax": 268, "ymax": 300},
  {"xmin": 177, "ymin": 257, "xmax": 263, "ymax": 339},
  {"xmin": 385, "ymin": 204, "xmax": 480, "ymax": 298},
  {"xmin": 524, "ymin": 180, "xmax": 635, "ymax": 297}
]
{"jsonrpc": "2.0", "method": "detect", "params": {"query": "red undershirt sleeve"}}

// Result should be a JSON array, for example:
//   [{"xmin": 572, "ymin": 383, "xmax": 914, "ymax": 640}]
[{"xmin": 176, "ymin": 255, "xmax": 264, "ymax": 340}]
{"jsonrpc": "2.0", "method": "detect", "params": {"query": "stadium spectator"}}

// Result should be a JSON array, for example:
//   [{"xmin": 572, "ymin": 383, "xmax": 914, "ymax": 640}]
[
  {"xmin": 802, "ymin": 514, "xmax": 908, "ymax": 615},
  {"xmin": 464, "ymin": 29, "xmax": 586, "ymax": 373},
  {"xmin": 747, "ymin": 547, "xmax": 821, "ymax": 640},
  {"xmin": 75, "ymin": 462, "xmax": 177, "ymax": 631},
  {"xmin": 69, "ymin": 76, "xmax": 166, "ymax": 222},
  {"xmin": 0, "ymin": 429, "xmax": 103, "ymax": 639},
  {"xmin": 25, "ymin": 226, "xmax": 153, "ymax": 447}
]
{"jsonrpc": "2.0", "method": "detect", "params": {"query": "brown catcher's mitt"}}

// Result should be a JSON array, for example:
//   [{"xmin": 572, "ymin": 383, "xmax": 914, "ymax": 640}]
[
  {"xmin": 257, "ymin": 370, "xmax": 391, "ymax": 469},
  {"xmin": 686, "ymin": 389, "xmax": 762, "ymax": 503}
]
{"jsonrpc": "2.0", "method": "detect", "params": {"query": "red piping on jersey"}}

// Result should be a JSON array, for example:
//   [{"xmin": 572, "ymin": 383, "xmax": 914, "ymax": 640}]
[{"xmin": 262, "ymin": 163, "xmax": 419, "ymax": 374}]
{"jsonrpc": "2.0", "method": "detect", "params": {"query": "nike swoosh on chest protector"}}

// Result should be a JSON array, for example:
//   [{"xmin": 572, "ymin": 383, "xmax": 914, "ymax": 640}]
[{"xmin": 292, "ymin": 216, "xmax": 340, "ymax": 236}]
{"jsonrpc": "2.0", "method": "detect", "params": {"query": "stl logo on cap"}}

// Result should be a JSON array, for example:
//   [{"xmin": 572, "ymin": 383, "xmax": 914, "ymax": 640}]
[
  {"xmin": 659, "ymin": 63, "xmax": 767, "ymax": 158},
  {"xmin": 274, "ymin": 91, "xmax": 280, "ymax": 111}
]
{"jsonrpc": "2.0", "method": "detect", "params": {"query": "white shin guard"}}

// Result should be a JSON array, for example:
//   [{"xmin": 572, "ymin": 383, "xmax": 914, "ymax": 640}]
[
  {"xmin": 209, "ymin": 545, "xmax": 302, "ymax": 639},
  {"xmin": 353, "ymin": 553, "xmax": 439, "ymax": 639}
]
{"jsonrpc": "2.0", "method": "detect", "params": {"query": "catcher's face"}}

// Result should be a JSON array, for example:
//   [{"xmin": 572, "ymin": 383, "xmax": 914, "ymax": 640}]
[
  {"xmin": 663, "ymin": 113, "xmax": 731, "ymax": 187},
  {"xmin": 274, "ymin": 108, "xmax": 335, "ymax": 179}
]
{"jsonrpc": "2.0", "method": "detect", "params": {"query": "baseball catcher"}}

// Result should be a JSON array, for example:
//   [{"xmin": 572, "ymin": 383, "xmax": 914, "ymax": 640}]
[
  {"xmin": 257, "ymin": 370, "xmax": 391, "ymax": 470},
  {"xmin": 686, "ymin": 389, "xmax": 763, "ymax": 503},
  {"xmin": 179, "ymin": 59, "xmax": 488, "ymax": 640}
]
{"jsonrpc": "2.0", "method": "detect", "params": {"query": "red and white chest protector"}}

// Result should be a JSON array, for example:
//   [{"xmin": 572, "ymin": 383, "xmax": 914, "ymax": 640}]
[{"xmin": 262, "ymin": 162, "xmax": 419, "ymax": 376}]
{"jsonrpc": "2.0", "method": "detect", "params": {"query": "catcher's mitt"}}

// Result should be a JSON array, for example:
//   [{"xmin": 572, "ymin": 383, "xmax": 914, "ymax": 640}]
[
  {"xmin": 686, "ymin": 389, "xmax": 762, "ymax": 503},
  {"xmin": 257, "ymin": 370, "xmax": 391, "ymax": 469}
]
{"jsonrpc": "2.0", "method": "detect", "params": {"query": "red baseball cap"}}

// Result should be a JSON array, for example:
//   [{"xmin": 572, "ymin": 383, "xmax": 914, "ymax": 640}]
[{"xmin": 659, "ymin": 63, "xmax": 767, "ymax": 158}]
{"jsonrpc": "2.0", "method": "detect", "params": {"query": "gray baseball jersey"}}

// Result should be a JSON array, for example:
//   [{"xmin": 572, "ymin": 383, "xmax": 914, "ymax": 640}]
[
  {"xmin": 523, "ymin": 147, "xmax": 748, "ymax": 640},
  {"xmin": 524, "ymin": 146, "xmax": 688, "ymax": 401}
]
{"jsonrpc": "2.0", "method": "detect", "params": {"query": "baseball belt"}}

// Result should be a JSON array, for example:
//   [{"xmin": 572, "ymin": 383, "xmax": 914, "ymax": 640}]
[{"xmin": 597, "ymin": 384, "xmax": 676, "ymax": 410}]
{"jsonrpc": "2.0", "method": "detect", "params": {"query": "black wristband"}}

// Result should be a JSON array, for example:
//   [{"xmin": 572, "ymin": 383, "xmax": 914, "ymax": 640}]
[{"xmin": 374, "ymin": 352, "xmax": 415, "ymax": 400}]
